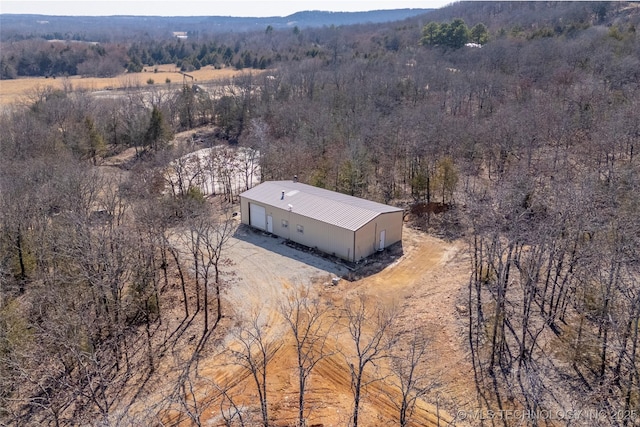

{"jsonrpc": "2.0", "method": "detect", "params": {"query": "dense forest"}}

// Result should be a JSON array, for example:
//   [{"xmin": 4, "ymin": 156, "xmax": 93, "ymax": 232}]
[
  {"xmin": 0, "ymin": 9, "xmax": 434, "ymax": 42},
  {"xmin": 0, "ymin": 9, "xmax": 432, "ymax": 78},
  {"xmin": 1, "ymin": 1, "xmax": 639, "ymax": 426}
]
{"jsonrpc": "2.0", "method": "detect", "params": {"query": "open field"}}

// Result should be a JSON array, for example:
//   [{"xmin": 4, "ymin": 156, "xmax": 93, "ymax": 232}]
[{"xmin": 0, "ymin": 65, "xmax": 258, "ymax": 106}]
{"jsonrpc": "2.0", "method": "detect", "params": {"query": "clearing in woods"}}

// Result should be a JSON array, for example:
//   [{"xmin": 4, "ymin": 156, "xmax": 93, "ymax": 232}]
[
  {"xmin": 0, "ymin": 65, "xmax": 258, "ymax": 105},
  {"xmin": 159, "ymin": 222, "xmax": 474, "ymax": 426}
]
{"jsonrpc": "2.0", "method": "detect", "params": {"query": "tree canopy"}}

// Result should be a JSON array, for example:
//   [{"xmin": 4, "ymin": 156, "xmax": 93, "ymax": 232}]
[{"xmin": 420, "ymin": 18, "xmax": 488, "ymax": 48}]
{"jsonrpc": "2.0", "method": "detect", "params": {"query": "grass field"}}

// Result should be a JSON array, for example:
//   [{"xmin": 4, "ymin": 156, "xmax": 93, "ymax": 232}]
[{"xmin": 0, "ymin": 65, "xmax": 257, "ymax": 106}]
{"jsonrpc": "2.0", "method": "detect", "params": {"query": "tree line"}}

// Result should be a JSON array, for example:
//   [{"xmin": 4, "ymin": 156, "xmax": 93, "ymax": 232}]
[
  {"xmin": 3, "ymin": 1, "xmax": 616, "ymax": 80},
  {"xmin": 0, "ymin": 26, "xmax": 295, "ymax": 79}
]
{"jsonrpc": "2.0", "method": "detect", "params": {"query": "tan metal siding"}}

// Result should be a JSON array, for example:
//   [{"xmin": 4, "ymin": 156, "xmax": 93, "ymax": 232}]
[
  {"xmin": 355, "ymin": 220, "xmax": 379, "ymax": 261},
  {"xmin": 379, "ymin": 211, "xmax": 404, "ymax": 248},
  {"xmin": 240, "ymin": 196, "xmax": 250, "ymax": 226},
  {"xmin": 324, "ymin": 223, "xmax": 355, "ymax": 261},
  {"xmin": 241, "ymin": 190, "xmax": 402, "ymax": 262},
  {"xmin": 251, "ymin": 201, "xmax": 356, "ymax": 261},
  {"xmin": 353, "ymin": 211, "xmax": 404, "ymax": 260},
  {"xmin": 263, "ymin": 205, "xmax": 291, "ymax": 240},
  {"xmin": 287, "ymin": 215, "xmax": 355, "ymax": 261}
]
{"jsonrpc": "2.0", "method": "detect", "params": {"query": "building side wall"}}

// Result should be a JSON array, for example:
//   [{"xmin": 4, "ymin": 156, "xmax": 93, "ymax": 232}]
[
  {"xmin": 354, "ymin": 211, "xmax": 404, "ymax": 260},
  {"xmin": 240, "ymin": 196, "xmax": 356, "ymax": 261},
  {"xmin": 381, "ymin": 210, "xmax": 404, "ymax": 248},
  {"xmin": 284, "ymin": 212, "xmax": 354, "ymax": 261},
  {"xmin": 240, "ymin": 196, "xmax": 251, "ymax": 226}
]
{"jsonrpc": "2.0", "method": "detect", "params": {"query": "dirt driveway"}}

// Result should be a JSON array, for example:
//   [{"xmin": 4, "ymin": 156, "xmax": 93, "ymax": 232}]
[{"xmin": 193, "ymin": 221, "xmax": 476, "ymax": 426}]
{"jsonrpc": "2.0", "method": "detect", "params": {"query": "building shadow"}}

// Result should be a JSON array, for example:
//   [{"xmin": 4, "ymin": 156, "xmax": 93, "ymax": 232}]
[
  {"xmin": 344, "ymin": 240, "xmax": 404, "ymax": 281},
  {"xmin": 231, "ymin": 224, "xmax": 403, "ymax": 281}
]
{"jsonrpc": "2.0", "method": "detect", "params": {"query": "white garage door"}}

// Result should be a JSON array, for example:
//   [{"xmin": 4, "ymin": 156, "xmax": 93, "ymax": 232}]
[{"xmin": 249, "ymin": 203, "xmax": 266, "ymax": 230}]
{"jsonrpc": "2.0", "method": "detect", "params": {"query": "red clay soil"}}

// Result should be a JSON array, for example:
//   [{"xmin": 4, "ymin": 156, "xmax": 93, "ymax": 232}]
[{"xmin": 176, "ymin": 230, "xmax": 476, "ymax": 426}]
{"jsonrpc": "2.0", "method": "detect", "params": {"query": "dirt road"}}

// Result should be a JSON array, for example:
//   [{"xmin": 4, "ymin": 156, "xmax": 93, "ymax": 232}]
[{"xmin": 189, "ymin": 224, "xmax": 474, "ymax": 426}]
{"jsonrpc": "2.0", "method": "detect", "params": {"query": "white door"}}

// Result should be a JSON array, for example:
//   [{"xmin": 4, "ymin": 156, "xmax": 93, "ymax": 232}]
[
  {"xmin": 379, "ymin": 230, "xmax": 386, "ymax": 250},
  {"xmin": 249, "ymin": 203, "xmax": 266, "ymax": 230},
  {"xmin": 267, "ymin": 215, "xmax": 273, "ymax": 233}
]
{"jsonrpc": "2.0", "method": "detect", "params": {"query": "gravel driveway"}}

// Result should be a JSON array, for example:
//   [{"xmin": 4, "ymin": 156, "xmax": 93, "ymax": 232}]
[{"xmin": 221, "ymin": 222, "xmax": 349, "ymax": 316}]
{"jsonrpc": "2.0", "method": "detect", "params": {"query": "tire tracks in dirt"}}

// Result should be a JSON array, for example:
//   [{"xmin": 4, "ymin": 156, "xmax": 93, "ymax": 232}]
[{"xmin": 178, "ymin": 227, "xmax": 474, "ymax": 426}]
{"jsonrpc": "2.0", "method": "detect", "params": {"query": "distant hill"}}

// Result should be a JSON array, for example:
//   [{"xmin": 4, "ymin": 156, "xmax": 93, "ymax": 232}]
[
  {"xmin": 0, "ymin": 9, "xmax": 433, "ymax": 41},
  {"xmin": 279, "ymin": 9, "xmax": 433, "ymax": 27}
]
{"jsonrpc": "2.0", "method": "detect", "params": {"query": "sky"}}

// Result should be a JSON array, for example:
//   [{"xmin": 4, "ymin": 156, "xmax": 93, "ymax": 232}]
[{"xmin": 0, "ymin": 1, "xmax": 452, "ymax": 17}]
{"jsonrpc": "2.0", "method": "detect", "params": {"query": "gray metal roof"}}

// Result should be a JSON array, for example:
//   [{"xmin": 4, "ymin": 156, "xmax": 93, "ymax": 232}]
[{"xmin": 240, "ymin": 181, "xmax": 403, "ymax": 231}]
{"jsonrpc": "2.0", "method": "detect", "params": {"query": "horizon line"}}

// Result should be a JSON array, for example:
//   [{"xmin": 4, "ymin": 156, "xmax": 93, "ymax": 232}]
[{"xmin": 0, "ymin": 8, "xmax": 435, "ymax": 19}]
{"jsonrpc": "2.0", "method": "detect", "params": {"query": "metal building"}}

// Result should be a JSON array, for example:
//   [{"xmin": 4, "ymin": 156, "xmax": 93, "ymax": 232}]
[{"xmin": 239, "ymin": 181, "xmax": 403, "ymax": 262}]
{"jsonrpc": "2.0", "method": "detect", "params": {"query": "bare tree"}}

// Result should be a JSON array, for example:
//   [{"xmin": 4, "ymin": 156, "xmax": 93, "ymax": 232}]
[
  {"xmin": 197, "ymin": 207, "xmax": 235, "ymax": 333},
  {"xmin": 280, "ymin": 284, "xmax": 333, "ymax": 427},
  {"xmin": 237, "ymin": 147, "xmax": 260, "ymax": 191},
  {"xmin": 388, "ymin": 328, "xmax": 434, "ymax": 427},
  {"xmin": 230, "ymin": 307, "xmax": 280, "ymax": 427},
  {"xmin": 175, "ymin": 370, "xmax": 206, "ymax": 426},
  {"xmin": 343, "ymin": 293, "xmax": 396, "ymax": 427},
  {"xmin": 216, "ymin": 382, "xmax": 247, "ymax": 427}
]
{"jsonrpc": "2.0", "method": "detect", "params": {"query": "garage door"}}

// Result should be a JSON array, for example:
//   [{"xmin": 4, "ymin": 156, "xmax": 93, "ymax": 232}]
[{"xmin": 249, "ymin": 203, "xmax": 266, "ymax": 230}]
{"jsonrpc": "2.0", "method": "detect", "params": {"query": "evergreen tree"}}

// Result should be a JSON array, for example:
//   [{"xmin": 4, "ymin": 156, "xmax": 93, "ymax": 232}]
[
  {"xmin": 144, "ymin": 106, "xmax": 172, "ymax": 151},
  {"xmin": 421, "ymin": 19, "xmax": 471, "ymax": 49},
  {"xmin": 470, "ymin": 23, "xmax": 489, "ymax": 44}
]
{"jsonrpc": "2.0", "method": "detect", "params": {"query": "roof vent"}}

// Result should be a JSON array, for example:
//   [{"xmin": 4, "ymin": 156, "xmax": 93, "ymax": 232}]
[
  {"xmin": 288, "ymin": 204, "xmax": 293, "ymax": 211},
  {"xmin": 293, "ymin": 175, "xmax": 298, "ymax": 183},
  {"xmin": 281, "ymin": 191, "xmax": 285, "ymax": 200}
]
